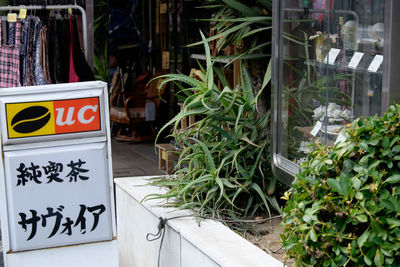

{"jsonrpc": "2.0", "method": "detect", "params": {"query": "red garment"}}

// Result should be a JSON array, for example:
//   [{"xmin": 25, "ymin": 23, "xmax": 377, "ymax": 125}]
[{"xmin": 313, "ymin": 0, "xmax": 334, "ymax": 22}]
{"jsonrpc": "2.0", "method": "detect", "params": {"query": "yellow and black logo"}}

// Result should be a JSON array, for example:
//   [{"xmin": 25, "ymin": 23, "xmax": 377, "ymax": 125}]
[
  {"xmin": 7, "ymin": 101, "xmax": 56, "ymax": 138},
  {"xmin": 6, "ymin": 98, "xmax": 100, "ymax": 139},
  {"xmin": 11, "ymin": 106, "xmax": 51, "ymax": 134}
]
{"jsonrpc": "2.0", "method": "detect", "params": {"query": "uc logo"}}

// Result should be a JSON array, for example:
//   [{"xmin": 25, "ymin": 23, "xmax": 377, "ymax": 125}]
[{"xmin": 6, "ymin": 97, "xmax": 101, "ymax": 139}]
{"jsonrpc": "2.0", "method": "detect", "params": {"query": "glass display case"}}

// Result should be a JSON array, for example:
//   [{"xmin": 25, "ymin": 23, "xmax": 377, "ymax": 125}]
[{"xmin": 272, "ymin": 0, "xmax": 400, "ymax": 184}]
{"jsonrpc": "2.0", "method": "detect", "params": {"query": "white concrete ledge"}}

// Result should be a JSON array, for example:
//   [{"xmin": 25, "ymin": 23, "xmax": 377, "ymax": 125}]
[{"xmin": 115, "ymin": 176, "xmax": 284, "ymax": 267}]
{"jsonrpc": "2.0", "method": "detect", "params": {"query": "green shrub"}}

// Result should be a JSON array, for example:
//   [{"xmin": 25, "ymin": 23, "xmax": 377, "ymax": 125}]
[{"xmin": 281, "ymin": 104, "xmax": 400, "ymax": 266}]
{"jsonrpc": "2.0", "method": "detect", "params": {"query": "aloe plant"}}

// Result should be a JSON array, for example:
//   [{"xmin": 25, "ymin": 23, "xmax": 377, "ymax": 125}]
[
  {"xmin": 189, "ymin": 0, "xmax": 273, "ymax": 118},
  {"xmin": 146, "ymin": 33, "xmax": 284, "ymax": 221},
  {"xmin": 195, "ymin": 0, "xmax": 272, "ymax": 58}
]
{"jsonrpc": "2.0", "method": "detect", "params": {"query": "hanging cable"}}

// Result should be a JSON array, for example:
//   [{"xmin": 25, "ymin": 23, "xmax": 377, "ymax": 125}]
[{"xmin": 146, "ymin": 217, "xmax": 168, "ymax": 267}]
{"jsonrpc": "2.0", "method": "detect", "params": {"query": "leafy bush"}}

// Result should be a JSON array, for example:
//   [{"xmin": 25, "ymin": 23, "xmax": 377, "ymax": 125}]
[
  {"xmin": 147, "ymin": 34, "xmax": 283, "ymax": 220},
  {"xmin": 281, "ymin": 104, "xmax": 400, "ymax": 266}
]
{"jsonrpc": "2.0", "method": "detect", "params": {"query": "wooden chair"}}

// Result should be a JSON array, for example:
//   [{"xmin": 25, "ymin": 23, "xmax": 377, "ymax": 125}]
[
  {"xmin": 110, "ymin": 71, "xmax": 168, "ymax": 142},
  {"xmin": 155, "ymin": 143, "xmax": 177, "ymax": 174}
]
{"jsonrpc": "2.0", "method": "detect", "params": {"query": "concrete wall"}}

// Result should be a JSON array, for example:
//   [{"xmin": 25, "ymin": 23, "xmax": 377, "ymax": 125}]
[{"xmin": 115, "ymin": 176, "xmax": 284, "ymax": 267}]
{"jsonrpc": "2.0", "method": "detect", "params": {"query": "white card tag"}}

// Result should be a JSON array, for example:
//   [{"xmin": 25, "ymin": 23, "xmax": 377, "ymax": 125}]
[
  {"xmin": 311, "ymin": 121, "xmax": 322, "ymax": 136},
  {"xmin": 348, "ymin": 52, "xmax": 364, "ymax": 69},
  {"xmin": 19, "ymin": 9, "xmax": 27, "ymax": 20},
  {"xmin": 368, "ymin": 55, "xmax": 383, "ymax": 72},
  {"xmin": 335, "ymin": 131, "xmax": 346, "ymax": 145},
  {"xmin": 323, "ymin": 48, "xmax": 341, "ymax": 65}
]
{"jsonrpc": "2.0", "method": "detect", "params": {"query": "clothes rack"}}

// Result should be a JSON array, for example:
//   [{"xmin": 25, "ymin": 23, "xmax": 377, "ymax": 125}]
[{"xmin": 0, "ymin": 4, "xmax": 88, "ymax": 60}]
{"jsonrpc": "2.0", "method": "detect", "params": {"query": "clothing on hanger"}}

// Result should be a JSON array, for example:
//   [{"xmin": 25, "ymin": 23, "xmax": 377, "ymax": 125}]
[
  {"xmin": 33, "ymin": 17, "xmax": 46, "ymax": 85},
  {"xmin": 60, "ymin": 13, "xmax": 70, "ymax": 83},
  {"xmin": 47, "ymin": 15, "xmax": 56, "ymax": 83},
  {"xmin": 20, "ymin": 17, "xmax": 29, "ymax": 85},
  {"xmin": 72, "ymin": 15, "xmax": 93, "ymax": 81},
  {"xmin": 51, "ymin": 14, "xmax": 63, "ymax": 83},
  {"xmin": 1, "ymin": 20, "xmax": 7, "ymax": 45},
  {"xmin": 0, "ymin": 8, "xmax": 92, "ymax": 88},
  {"xmin": 68, "ymin": 14, "xmax": 79, "ymax": 83},
  {"xmin": 40, "ymin": 25, "xmax": 52, "ymax": 84},
  {"xmin": 0, "ymin": 20, "xmax": 21, "ymax": 88},
  {"xmin": 25, "ymin": 16, "xmax": 36, "ymax": 86}
]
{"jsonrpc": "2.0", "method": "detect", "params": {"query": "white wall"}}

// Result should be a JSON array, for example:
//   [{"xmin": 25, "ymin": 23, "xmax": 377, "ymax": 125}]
[{"xmin": 115, "ymin": 176, "xmax": 284, "ymax": 267}]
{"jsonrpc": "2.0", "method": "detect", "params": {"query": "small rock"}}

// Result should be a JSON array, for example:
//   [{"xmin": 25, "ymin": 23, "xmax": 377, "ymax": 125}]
[{"xmin": 255, "ymin": 216, "xmax": 264, "ymax": 224}]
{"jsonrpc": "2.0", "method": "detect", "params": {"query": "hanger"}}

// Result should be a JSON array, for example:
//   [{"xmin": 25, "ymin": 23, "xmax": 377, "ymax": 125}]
[
  {"xmin": 42, "ymin": 0, "xmax": 47, "ymax": 12},
  {"xmin": 32, "ymin": 2, "xmax": 36, "ymax": 17}
]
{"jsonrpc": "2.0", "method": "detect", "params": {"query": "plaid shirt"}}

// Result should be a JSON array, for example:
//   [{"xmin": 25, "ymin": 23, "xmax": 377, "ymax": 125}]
[{"xmin": 0, "ymin": 21, "xmax": 21, "ymax": 88}]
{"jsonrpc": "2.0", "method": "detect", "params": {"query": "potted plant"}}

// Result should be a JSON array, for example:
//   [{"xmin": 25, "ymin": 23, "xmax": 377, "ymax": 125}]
[
  {"xmin": 147, "ymin": 32, "xmax": 284, "ymax": 223},
  {"xmin": 309, "ymin": 31, "xmax": 338, "ymax": 62}
]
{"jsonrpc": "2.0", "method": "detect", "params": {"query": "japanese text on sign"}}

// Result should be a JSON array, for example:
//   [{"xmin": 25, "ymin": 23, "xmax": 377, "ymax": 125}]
[
  {"xmin": 16, "ymin": 159, "xmax": 89, "ymax": 186},
  {"xmin": 18, "ymin": 204, "xmax": 106, "ymax": 241}
]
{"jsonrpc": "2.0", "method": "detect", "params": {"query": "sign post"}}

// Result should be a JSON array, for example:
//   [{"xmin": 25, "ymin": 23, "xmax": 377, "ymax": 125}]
[{"xmin": 0, "ymin": 82, "xmax": 117, "ymax": 266}]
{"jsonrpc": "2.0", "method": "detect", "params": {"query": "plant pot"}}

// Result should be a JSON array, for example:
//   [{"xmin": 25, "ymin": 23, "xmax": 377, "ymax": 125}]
[
  {"xmin": 114, "ymin": 176, "xmax": 285, "ymax": 267},
  {"xmin": 314, "ymin": 38, "xmax": 328, "ymax": 62}
]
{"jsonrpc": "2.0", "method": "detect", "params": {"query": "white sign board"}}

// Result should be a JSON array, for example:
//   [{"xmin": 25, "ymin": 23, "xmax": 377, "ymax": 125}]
[
  {"xmin": 4, "ymin": 143, "xmax": 113, "ymax": 251},
  {"xmin": 0, "ymin": 82, "xmax": 117, "ymax": 266},
  {"xmin": 0, "ymin": 88, "xmax": 107, "ymax": 146}
]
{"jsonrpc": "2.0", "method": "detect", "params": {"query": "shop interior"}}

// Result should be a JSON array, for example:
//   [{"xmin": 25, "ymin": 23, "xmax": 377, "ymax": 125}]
[
  {"xmin": 0, "ymin": 0, "xmax": 217, "ymax": 178},
  {"xmin": 104, "ymin": 0, "xmax": 212, "ymax": 177}
]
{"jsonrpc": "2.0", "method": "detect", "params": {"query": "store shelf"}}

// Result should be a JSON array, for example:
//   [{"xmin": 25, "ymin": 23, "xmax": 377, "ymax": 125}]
[
  {"xmin": 304, "ymin": 57, "xmax": 383, "ymax": 75},
  {"xmin": 190, "ymin": 54, "xmax": 230, "ymax": 64}
]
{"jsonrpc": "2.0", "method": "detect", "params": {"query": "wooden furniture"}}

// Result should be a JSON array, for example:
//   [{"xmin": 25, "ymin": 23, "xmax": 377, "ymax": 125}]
[
  {"xmin": 177, "ymin": 102, "xmax": 195, "ymax": 132},
  {"xmin": 110, "ymin": 70, "xmax": 167, "ymax": 142},
  {"xmin": 155, "ymin": 143, "xmax": 177, "ymax": 174}
]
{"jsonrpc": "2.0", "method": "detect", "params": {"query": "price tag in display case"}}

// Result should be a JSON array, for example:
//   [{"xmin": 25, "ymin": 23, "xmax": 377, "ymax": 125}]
[
  {"xmin": 324, "ymin": 48, "xmax": 341, "ymax": 65},
  {"xmin": 368, "ymin": 55, "xmax": 384, "ymax": 72},
  {"xmin": 348, "ymin": 52, "xmax": 364, "ymax": 69},
  {"xmin": 311, "ymin": 121, "xmax": 322, "ymax": 137}
]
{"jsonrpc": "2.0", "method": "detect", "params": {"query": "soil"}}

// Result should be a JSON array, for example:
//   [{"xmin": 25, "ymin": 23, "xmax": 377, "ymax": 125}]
[{"xmin": 245, "ymin": 216, "xmax": 294, "ymax": 266}]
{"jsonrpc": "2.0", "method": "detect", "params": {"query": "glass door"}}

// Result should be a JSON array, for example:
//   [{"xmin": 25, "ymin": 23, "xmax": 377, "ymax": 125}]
[{"xmin": 272, "ymin": 0, "xmax": 398, "ymax": 184}]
